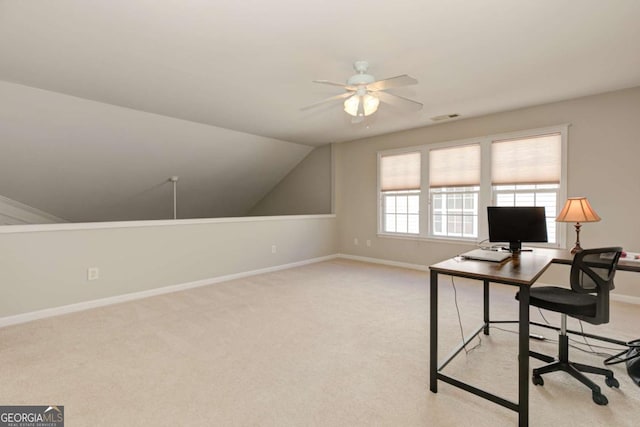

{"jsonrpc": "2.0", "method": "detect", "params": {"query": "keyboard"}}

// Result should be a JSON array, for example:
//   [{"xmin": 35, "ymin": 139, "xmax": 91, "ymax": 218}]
[{"xmin": 460, "ymin": 249, "xmax": 512, "ymax": 263}]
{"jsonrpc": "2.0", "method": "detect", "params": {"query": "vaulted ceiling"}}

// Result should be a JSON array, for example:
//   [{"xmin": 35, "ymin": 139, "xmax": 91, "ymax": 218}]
[{"xmin": 1, "ymin": 1, "xmax": 640, "ymax": 222}]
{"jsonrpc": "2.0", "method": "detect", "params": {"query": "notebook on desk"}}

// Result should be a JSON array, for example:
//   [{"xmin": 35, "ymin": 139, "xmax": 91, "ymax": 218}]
[{"xmin": 460, "ymin": 248, "xmax": 512, "ymax": 263}]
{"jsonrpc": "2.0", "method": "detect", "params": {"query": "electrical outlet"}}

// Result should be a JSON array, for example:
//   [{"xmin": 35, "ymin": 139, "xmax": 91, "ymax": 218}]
[
  {"xmin": 354, "ymin": 238, "xmax": 359, "ymax": 245},
  {"xmin": 87, "ymin": 267, "xmax": 100, "ymax": 281},
  {"xmin": 366, "ymin": 239, "xmax": 371, "ymax": 247},
  {"xmin": 271, "ymin": 245, "xmax": 277, "ymax": 254}
]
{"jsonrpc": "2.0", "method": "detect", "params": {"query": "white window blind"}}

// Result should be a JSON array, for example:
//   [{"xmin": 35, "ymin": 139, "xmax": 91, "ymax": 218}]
[
  {"xmin": 491, "ymin": 133, "xmax": 561, "ymax": 185},
  {"xmin": 380, "ymin": 152, "xmax": 421, "ymax": 191},
  {"xmin": 429, "ymin": 144, "xmax": 481, "ymax": 188}
]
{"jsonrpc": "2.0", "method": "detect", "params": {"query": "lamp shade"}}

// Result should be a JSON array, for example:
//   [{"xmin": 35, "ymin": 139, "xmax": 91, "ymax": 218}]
[{"xmin": 556, "ymin": 197, "xmax": 601, "ymax": 223}]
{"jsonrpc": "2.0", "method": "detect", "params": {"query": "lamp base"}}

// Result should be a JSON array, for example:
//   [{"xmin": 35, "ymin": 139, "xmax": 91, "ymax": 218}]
[{"xmin": 570, "ymin": 222, "xmax": 583, "ymax": 254}]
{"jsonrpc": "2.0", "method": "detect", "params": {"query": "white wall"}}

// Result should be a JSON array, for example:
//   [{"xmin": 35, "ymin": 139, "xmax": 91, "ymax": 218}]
[
  {"xmin": 0, "ymin": 215, "xmax": 337, "ymax": 319},
  {"xmin": 248, "ymin": 145, "xmax": 332, "ymax": 216},
  {"xmin": 335, "ymin": 86, "xmax": 640, "ymax": 299}
]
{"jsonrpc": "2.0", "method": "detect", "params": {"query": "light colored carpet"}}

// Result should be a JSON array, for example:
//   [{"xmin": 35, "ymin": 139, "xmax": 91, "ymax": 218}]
[{"xmin": 0, "ymin": 259, "xmax": 638, "ymax": 426}]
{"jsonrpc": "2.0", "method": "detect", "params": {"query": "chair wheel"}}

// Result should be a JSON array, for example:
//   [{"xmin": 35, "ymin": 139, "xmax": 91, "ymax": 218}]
[
  {"xmin": 532, "ymin": 374, "xmax": 544, "ymax": 386},
  {"xmin": 605, "ymin": 377, "xmax": 619, "ymax": 388},
  {"xmin": 592, "ymin": 392, "xmax": 608, "ymax": 406}
]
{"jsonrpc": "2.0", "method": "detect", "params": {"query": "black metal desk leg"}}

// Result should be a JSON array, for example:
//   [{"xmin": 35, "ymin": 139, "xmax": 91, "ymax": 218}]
[
  {"xmin": 430, "ymin": 269, "xmax": 438, "ymax": 393},
  {"xmin": 483, "ymin": 280, "xmax": 490, "ymax": 335},
  {"xmin": 518, "ymin": 284, "xmax": 530, "ymax": 427}
]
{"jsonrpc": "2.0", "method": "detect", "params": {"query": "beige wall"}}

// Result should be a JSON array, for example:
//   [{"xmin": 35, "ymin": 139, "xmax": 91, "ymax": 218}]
[
  {"xmin": 4, "ymin": 86, "xmax": 640, "ymax": 322},
  {"xmin": 248, "ymin": 145, "xmax": 332, "ymax": 216},
  {"xmin": 335, "ymin": 86, "xmax": 640, "ymax": 298},
  {"xmin": 0, "ymin": 215, "xmax": 337, "ymax": 318}
]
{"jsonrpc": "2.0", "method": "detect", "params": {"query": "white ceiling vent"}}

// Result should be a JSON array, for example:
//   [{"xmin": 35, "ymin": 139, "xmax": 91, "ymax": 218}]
[{"xmin": 430, "ymin": 114, "xmax": 460, "ymax": 122}]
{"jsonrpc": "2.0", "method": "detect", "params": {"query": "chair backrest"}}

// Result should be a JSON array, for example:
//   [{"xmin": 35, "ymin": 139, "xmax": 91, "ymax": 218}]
[
  {"xmin": 570, "ymin": 247, "xmax": 622, "ymax": 293},
  {"xmin": 569, "ymin": 247, "xmax": 622, "ymax": 324}
]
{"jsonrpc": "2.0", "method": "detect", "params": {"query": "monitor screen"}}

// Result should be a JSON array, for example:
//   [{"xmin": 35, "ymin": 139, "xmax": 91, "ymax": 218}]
[{"xmin": 487, "ymin": 206, "xmax": 548, "ymax": 252}]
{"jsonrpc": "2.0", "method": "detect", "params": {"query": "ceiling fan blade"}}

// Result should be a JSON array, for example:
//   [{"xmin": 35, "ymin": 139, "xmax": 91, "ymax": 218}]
[
  {"xmin": 375, "ymin": 91, "xmax": 423, "ymax": 111},
  {"xmin": 300, "ymin": 91, "xmax": 353, "ymax": 111},
  {"xmin": 312, "ymin": 80, "xmax": 357, "ymax": 91},
  {"xmin": 367, "ymin": 74, "xmax": 418, "ymax": 91}
]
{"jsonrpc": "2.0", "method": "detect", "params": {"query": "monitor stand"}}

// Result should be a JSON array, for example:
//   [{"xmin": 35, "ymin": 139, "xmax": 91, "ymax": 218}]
[{"xmin": 508, "ymin": 241, "xmax": 522, "ymax": 253}]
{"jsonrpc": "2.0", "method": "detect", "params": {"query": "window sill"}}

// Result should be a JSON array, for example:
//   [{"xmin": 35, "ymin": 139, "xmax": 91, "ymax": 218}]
[
  {"xmin": 376, "ymin": 232, "xmax": 564, "ymax": 249},
  {"xmin": 376, "ymin": 232, "xmax": 480, "ymax": 246}
]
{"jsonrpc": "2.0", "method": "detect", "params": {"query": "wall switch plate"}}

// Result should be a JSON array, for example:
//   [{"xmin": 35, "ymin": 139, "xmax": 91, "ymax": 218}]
[
  {"xmin": 271, "ymin": 245, "xmax": 277, "ymax": 254},
  {"xmin": 87, "ymin": 267, "xmax": 100, "ymax": 281},
  {"xmin": 354, "ymin": 238, "xmax": 359, "ymax": 245},
  {"xmin": 366, "ymin": 239, "xmax": 371, "ymax": 247}
]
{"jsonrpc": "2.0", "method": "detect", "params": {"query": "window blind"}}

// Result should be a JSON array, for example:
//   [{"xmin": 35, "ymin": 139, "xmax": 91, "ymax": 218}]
[
  {"xmin": 380, "ymin": 152, "xmax": 421, "ymax": 191},
  {"xmin": 429, "ymin": 144, "xmax": 480, "ymax": 188},
  {"xmin": 492, "ymin": 133, "xmax": 561, "ymax": 185}
]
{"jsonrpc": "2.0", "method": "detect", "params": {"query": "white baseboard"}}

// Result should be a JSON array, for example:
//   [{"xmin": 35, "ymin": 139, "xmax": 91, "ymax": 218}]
[
  {"xmin": 0, "ymin": 254, "xmax": 339, "ymax": 328},
  {"xmin": 610, "ymin": 293, "xmax": 640, "ymax": 305},
  {"xmin": 336, "ymin": 253, "xmax": 428, "ymax": 271},
  {"xmin": 2, "ymin": 252, "xmax": 637, "ymax": 328}
]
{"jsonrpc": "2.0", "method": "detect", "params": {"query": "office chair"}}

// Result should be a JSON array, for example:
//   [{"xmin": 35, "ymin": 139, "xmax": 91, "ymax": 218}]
[{"xmin": 516, "ymin": 247, "xmax": 623, "ymax": 405}]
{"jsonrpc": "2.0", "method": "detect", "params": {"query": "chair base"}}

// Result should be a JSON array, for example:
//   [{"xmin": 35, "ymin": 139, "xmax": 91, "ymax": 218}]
[{"xmin": 530, "ymin": 335, "xmax": 619, "ymax": 405}]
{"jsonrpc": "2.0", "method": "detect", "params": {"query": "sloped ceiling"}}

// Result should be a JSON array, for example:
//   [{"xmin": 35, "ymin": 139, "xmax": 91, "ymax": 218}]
[
  {"xmin": 0, "ymin": 81, "xmax": 311, "ymax": 222},
  {"xmin": 1, "ymin": 1, "xmax": 640, "ymax": 222}
]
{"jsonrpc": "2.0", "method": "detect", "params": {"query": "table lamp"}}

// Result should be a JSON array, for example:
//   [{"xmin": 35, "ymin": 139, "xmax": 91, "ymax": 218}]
[{"xmin": 556, "ymin": 197, "xmax": 601, "ymax": 254}]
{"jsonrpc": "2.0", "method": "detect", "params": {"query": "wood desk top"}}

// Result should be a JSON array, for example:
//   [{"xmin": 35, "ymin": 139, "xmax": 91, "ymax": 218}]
[
  {"xmin": 547, "ymin": 249, "xmax": 640, "ymax": 273},
  {"xmin": 430, "ymin": 249, "xmax": 556, "ymax": 286},
  {"xmin": 430, "ymin": 247, "xmax": 640, "ymax": 285}
]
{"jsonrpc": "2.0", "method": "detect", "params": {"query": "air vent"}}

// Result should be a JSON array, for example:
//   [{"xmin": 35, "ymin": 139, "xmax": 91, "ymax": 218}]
[{"xmin": 430, "ymin": 114, "xmax": 460, "ymax": 122}]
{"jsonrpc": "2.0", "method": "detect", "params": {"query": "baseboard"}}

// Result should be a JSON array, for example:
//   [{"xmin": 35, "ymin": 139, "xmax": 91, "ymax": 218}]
[
  {"xmin": 0, "ymin": 254, "xmax": 339, "ymax": 328},
  {"xmin": 610, "ymin": 293, "xmax": 640, "ymax": 305},
  {"xmin": 3, "ymin": 252, "xmax": 637, "ymax": 328},
  {"xmin": 336, "ymin": 253, "xmax": 428, "ymax": 271}
]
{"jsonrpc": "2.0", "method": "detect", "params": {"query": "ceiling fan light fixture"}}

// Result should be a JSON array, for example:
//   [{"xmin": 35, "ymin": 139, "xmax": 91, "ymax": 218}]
[
  {"xmin": 343, "ymin": 93, "xmax": 380, "ymax": 117},
  {"xmin": 363, "ymin": 94, "xmax": 380, "ymax": 115}
]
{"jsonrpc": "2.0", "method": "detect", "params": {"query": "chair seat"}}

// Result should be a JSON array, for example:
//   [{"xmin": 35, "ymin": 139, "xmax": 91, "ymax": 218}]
[{"xmin": 516, "ymin": 286, "xmax": 597, "ymax": 317}]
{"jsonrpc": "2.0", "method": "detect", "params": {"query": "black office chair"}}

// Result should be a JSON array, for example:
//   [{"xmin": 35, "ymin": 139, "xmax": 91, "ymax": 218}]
[{"xmin": 516, "ymin": 247, "xmax": 623, "ymax": 405}]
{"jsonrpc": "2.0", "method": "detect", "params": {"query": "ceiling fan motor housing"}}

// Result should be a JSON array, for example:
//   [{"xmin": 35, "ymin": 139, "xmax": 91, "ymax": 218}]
[
  {"xmin": 347, "ymin": 73, "xmax": 375, "ymax": 86},
  {"xmin": 347, "ymin": 61, "xmax": 375, "ymax": 86}
]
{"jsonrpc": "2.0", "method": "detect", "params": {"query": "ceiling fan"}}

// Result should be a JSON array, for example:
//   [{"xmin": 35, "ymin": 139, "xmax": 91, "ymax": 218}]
[{"xmin": 303, "ymin": 61, "xmax": 423, "ymax": 123}]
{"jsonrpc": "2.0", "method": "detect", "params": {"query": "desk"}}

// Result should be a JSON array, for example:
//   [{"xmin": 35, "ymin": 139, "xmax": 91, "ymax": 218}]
[{"xmin": 429, "ymin": 248, "xmax": 640, "ymax": 427}]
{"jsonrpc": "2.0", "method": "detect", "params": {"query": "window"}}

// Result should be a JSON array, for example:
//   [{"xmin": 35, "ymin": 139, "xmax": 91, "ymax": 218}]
[
  {"xmin": 429, "ymin": 144, "xmax": 481, "ymax": 238},
  {"xmin": 382, "ymin": 190, "xmax": 420, "ymax": 233},
  {"xmin": 377, "ymin": 126, "xmax": 567, "ymax": 247},
  {"xmin": 379, "ymin": 152, "xmax": 421, "ymax": 234},
  {"xmin": 491, "ymin": 133, "xmax": 562, "ymax": 244},
  {"xmin": 431, "ymin": 187, "xmax": 479, "ymax": 238}
]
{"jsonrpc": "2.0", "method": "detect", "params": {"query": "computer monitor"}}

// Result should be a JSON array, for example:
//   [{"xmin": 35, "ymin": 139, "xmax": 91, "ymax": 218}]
[{"xmin": 487, "ymin": 206, "xmax": 548, "ymax": 253}]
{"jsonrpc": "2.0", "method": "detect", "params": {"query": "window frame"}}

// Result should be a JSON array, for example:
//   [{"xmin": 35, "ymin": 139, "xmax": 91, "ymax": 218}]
[
  {"xmin": 381, "ymin": 190, "xmax": 421, "ymax": 234},
  {"xmin": 377, "ymin": 124, "xmax": 569, "ymax": 248},
  {"xmin": 430, "ymin": 185, "xmax": 480, "ymax": 239},
  {"xmin": 377, "ymin": 147, "xmax": 424, "ymax": 236}
]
